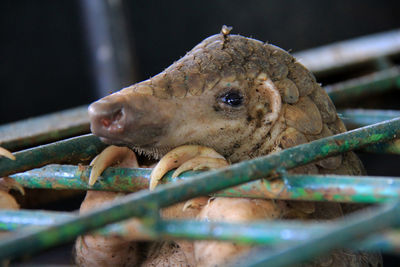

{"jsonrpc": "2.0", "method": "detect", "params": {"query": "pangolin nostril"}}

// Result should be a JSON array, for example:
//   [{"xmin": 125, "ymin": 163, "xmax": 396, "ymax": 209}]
[
  {"xmin": 101, "ymin": 108, "xmax": 125, "ymax": 131},
  {"xmin": 101, "ymin": 118, "xmax": 112, "ymax": 127}
]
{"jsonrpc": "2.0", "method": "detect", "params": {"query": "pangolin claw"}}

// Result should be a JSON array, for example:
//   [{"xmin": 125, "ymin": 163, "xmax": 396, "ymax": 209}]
[
  {"xmin": 149, "ymin": 145, "xmax": 226, "ymax": 191},
  {"xmin": 0, "ymin": 147, "xmax": 15, "ymax": 161},
  {"xmin": 172, "ymin": 156, "xmax": 229, "ymax": 178},
  {"xmin": 89, "ymin": 145, "xmax": 135, "ymax": 186}
]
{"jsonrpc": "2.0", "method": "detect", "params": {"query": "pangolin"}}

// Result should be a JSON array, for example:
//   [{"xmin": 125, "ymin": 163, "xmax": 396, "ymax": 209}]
[{"xmin": 76, "ymin": 27, "xmax": 382, "ymax": 266}]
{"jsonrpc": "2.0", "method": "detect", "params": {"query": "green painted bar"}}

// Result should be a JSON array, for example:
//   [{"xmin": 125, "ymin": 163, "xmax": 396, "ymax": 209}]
[
  {"xmin": 362, "ymin": 139, "xmax": 400, "ymax": 155},
  {"xmin": 218, "ymin": 174, "xmax": 400, "ymax": 203},
  {"xmin": 0, "ymin": 210, "xmax": 75, "ymax": 231},
  {"xmin": 0, "ymin": 105, "xmax": 90, "ymax": 152},
  {"xmin": 10, "ymin": 165, "xmax": 400, "ymax": 203},
  {"xmin": 3, "ymin": 210, "xmax": 400, "ymax": 254},
  {"xmin": 325, "ymin": 67, "xmax": 400, "ymax": 104},
  {"xmin": 0, "ymin": 210, "xmax": 325, "ymax": 244},
  {"xmin": 339, "ymin": 109, "xmax": 400, "ymax": 129},
  {"xmin": 0, "ymin": 134, "xmax": 107, "ymax": 178},
  {"xmin": 0, "ymin": 118, "xmax": 399, "ymax": 260},
  {"xmin": 338, "ymin": 109, "xmax": 400, "ymax": 154},
  {"xmin": 231, "ymin": 201, "xmax": 400, "ymax": 267}
]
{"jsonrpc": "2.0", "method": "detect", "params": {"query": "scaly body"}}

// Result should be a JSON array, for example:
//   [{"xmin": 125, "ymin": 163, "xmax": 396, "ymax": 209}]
[{"xmin": 78, "ymin": 28, "xmax": 381, "ymax": 266}]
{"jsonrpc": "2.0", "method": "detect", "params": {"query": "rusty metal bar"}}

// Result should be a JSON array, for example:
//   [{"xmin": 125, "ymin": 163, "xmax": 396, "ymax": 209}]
[
  {"xmin": 325, "ymin": 67, "xmax": 400, "ymax": 104},
  {"xmin": 0, "ymin": 105, "xmax": 89, "ymax": 152},
  {"xmin": 10, "ymin": 165, "xmax": 400, "ymax": 204},
  {"xmin": 0, "ymin": 210, "xmax": 325, "ymax": 244},
  {"xmin": 2, "ymin": 210, "xmax": 400, "ymax": 254},
  {"xmin": 0, "ymin": 134, "xmax": 107, "ymax": 178},
  {"xmin": 339, "ymin": 109, "xmax": 400, "ymax": 129},
  {"xmin": 362, "ymin": 139, "xmax": 400, "ymax": 155}
]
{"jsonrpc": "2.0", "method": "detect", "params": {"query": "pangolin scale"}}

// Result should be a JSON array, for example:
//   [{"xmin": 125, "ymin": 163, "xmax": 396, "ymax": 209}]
[{"xmin": 78, "ymin": 29, "xmax": 382, "ymax": 266}]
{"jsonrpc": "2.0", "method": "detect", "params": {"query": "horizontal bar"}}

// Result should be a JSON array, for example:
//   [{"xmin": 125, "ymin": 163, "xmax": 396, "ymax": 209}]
[
  {"xmin": 0, "ymin": 210, "xmax": 76, "ymax": 231},
  {"xmin": 0, "ymin": 118, "xmax": 398, "ymax": 260},
  {"xmin": 0, "ymin": 105, "xmax": 89, "ymax": 151},
  {"xmin": 232, "ymin": 201, "xmax": 400, "ymax": 267},
  {"xmin": 325, "ymin": 67, "xmax": 400, "ymax": 104},
  {"xmin": 362, "ymin": 139, "xmax": 400, "ymax": 155},
  {"xmin": 1, "ymin": 209, "xmax": 399, "ymax": 267},
  {"xmin": 3, "ymin": 210, "xmax": 400, "ymax": 254},
  {"xmin": 0, "ymin": 210, "xmax": 325, "ymax": 244},
  {"xmin": 339, "ymin": 109, "xmax": 400, "ymax": 128},
  {"xmin": 338, "ymin": 109, "xmax": 400, "ymax": 154},
  {"xmin": 0, "ymin": 134, "xmax": 107, "ymax": 178},
  {"xmin": 293, "ymin": 29, "xmax": 400, "ymax": 75},
  {"xmin": 10, "ymin": 165, "xmax": 400, "ymax": 203}
]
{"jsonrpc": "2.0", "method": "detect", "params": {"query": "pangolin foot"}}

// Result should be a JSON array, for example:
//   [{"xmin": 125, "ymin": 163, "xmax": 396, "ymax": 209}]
[
  {"xmin": 149, "ymin": 145, "xmax": 228, "ymax": 190},
  {"xmin": 89, "ymin": 145, "xmax": 138, "ymax": 186}
]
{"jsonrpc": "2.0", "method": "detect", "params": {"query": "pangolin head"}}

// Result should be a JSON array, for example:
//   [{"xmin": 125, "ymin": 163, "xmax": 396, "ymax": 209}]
[{"xmin": 89, "ymin": 28, "xmax": 335, "ymax": 162}]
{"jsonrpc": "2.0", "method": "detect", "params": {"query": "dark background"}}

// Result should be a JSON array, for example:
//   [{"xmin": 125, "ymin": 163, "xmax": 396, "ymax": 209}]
[
  {"xmin": 1, "ymin": 1, "xmax": 400, "ymax": 265},
  {"xmin": 1, "ymin": 0, "xmax": 400, "ymax": 124}
]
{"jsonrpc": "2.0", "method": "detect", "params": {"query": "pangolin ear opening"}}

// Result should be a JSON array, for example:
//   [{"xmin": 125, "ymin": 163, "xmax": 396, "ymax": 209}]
[{"xmin": 255, "ymin": 73, "xmax": 282, "ymax": 124}]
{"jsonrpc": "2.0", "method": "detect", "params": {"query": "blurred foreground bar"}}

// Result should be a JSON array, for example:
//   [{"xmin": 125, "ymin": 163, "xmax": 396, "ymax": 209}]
[
  {"xmin": 294, "ymin": 29, "xmax": 400, "ymax": 75},
  {"xmin": 0, "ymin": 105, "xmax": 90, "ymax": 151}
]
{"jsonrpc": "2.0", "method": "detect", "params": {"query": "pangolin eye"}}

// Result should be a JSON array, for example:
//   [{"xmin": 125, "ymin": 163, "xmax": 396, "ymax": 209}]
[{"xmin": 220, "ymin": 90, "xmax": 243, "ymax": 107}]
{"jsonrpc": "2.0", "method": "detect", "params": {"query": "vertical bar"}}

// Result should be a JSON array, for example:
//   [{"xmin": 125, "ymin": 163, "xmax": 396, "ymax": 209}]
[{"xmin": 80, "ymin": 0, "xmax": 136, "ymax": 98}]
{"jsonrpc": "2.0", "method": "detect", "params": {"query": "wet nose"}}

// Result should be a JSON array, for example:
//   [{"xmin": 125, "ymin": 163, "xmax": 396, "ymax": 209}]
[{"xmin": 88, "ymin": 98, "xmax": 126, "ymax": 135}]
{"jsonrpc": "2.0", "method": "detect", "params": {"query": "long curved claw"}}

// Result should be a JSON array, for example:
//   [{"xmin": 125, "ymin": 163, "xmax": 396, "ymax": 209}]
[
  {"xmin": 149, "ymin": 145, "xmax": 225, "ymax": 190},
  {"xmin": 0, "ymin": 147, "xmax": 15, "ymax": 161},
  {"xmin": 0, "ymin": 177, "xmax": 25, "ymax": 195},
  {"xmin": 89, "ymin": 146, "xmax": 136, "ymax": 186},
  {"xmin": 172, "ymin": 156, "xmax": 229, "ymax": 178}
]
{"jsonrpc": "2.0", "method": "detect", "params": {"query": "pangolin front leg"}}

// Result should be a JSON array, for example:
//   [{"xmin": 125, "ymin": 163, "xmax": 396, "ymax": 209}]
[
  {"xmin": 0, "ymin": 147, "xmax": 22, "ymax": 211},
  {"xmin": 75, "ymin": 146, "xmax": 141, "ymax": 267},
  {"xmin": 149, "ymin": 145, "xmax": 228, "ymax": 190}
]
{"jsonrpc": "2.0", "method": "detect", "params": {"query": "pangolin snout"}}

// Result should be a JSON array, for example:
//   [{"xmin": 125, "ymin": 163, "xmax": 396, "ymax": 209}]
[
  {"xmin": 89, "ymin": 91, "xmax": 174, "ymax": 146},
  {"xmin": 89, "ymin": 97, "xmax": 127, "ymax": 138}
]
